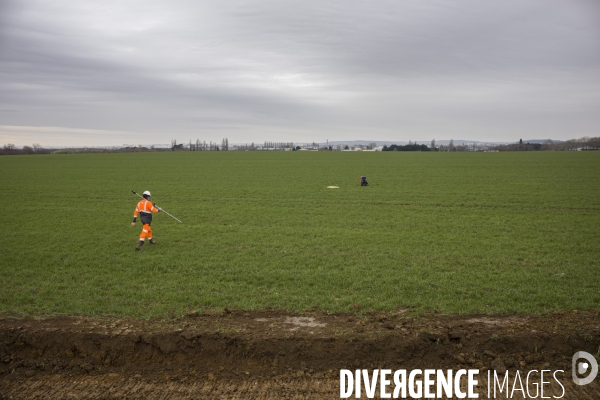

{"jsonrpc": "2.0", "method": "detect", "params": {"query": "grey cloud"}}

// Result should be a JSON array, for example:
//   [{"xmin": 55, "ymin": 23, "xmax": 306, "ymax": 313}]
[{"xmin": 1, "ymin": 0, "xmax": 599, "ymax": 145}]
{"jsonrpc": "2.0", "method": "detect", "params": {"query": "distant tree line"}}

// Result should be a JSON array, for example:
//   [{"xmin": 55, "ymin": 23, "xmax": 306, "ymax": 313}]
[
  {"xmin": 263, "ymin": 141, "xmax": 294, "ymax": 150},
  {"xmin": 4, "ymin": 135, "xmax": 599, "ymax": 156},
  {"xmin": 174, "ymin": 139, "xmax": 226, "ymax": 151},
  {"xmin": 490, "ymin": 136, "xmax": 600, "ymax": 152},
  {"xmin": 0, "ymin": 143, "xmax": 170, "ymax": 155},
  {"xmin": 0, "ymin": 143, "xmax": 50, "ymax": 155},
  {"xmin": 382, "ymin": 141, "xmax": 432, "ymax": 151}
]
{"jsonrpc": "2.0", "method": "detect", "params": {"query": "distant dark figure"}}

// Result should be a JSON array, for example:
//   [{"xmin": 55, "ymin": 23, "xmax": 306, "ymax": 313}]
[{"xmin": 360, "ymin": 176, "xmax": 368, "ymax": 186}]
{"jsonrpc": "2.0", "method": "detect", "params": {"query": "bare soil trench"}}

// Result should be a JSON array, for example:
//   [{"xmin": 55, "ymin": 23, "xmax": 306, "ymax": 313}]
[{"xmin": 1, "ymin": 310, "xmax": 599, "ymax": 399}]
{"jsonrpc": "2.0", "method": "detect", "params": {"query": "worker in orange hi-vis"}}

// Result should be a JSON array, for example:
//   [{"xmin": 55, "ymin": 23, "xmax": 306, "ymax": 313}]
[{"xmin": 131, "ymin": 191, "xmax": 162, "ymax": 250}]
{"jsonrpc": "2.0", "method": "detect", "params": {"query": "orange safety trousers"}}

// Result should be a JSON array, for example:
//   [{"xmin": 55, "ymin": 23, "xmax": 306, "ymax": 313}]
[{"xmin": 139, "ymin": 223, "xmax": 153, "ymax": 241}]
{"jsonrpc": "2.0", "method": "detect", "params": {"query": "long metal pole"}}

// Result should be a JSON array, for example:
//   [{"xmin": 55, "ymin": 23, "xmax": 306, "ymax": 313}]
[{"xmin": 131, "ymin": 190, "xmax": 183, "ymax": 223}]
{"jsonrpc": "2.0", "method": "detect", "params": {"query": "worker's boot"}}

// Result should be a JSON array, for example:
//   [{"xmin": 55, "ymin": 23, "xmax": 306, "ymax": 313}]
[
  {"xmin": 149, "ymin": 238, "xmax": 155, "ymax": 245},
  {"xmin": 136, "ymin": 240, "xmax": 144, "ymax": 251}
]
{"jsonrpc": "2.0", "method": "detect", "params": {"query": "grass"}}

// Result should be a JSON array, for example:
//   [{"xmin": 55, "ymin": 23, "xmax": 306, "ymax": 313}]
[{"xmin": 0, "ymin": 151, "xmax": 599, "ymax": 318}]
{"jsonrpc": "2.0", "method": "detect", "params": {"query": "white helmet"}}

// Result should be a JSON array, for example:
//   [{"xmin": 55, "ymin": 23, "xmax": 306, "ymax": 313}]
[{"xmin": 143, "ymin": 190, "xmax": 151, "ymax": 197}]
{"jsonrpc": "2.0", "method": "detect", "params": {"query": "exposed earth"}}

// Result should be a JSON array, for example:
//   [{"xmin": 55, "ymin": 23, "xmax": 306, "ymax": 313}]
[{"xmin": 1, "ymin": 310, "xmax": 599, "ymax": 399}]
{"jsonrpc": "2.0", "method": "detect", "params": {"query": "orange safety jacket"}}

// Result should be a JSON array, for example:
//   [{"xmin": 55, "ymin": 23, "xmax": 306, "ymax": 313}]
[{"xmin": 133, "ymin": 199, "xmax": 159, "ymax": 224}]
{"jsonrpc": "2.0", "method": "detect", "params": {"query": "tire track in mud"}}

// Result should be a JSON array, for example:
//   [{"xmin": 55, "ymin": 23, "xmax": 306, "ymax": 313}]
[{"xmin": 2, "ymin": 376, "xmax": 600, "ymax": 399}]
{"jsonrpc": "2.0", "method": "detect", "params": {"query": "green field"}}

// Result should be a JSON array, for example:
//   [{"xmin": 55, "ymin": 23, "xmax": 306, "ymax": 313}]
[{"xmin": 1, "ymin": 151, "xmax": 598, "ymax": 318}]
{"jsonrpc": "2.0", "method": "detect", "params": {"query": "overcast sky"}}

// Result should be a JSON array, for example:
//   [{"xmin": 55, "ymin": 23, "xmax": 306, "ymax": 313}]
[{"xmin": 1, "ymin": 0, "xmax": 599, "ymax": 147}]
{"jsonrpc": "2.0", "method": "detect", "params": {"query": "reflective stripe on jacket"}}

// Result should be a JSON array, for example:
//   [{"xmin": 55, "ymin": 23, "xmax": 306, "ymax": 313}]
[{"xmin": 134, "ymin": 199, "xmax": 158, "ymax": 224}]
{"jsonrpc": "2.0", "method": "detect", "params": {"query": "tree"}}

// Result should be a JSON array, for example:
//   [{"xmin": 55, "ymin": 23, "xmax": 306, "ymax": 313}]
[
  {"xmin": 448, "ymin": 139, "xmax": 454, "ymax": 152},
  {"xmin": 32, "ymin": 143, "xmax": 43, "ymax": 152},
  {"xmin": 543, "ymin": 139, "xmax": 555, "ymax": 151},
  {"xmin": 3, "ymin": 144, "xmax": 15, "ymax": 150},
  {"xmin": 588, "ymin": 136, "xmax": 600, "ymax": 149},
  {"xmin": 430, "ymin": 139, "xmax": 435, "ymax": 151},
  {"xmin": 382, "ymin": 143, "xmax": 430, "ymax": 152}
]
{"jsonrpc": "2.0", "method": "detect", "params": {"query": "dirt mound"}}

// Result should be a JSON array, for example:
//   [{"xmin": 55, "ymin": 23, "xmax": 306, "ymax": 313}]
[{"xmin": 1, "ymin": 310, "xmax": 599, "ymax": 399}]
